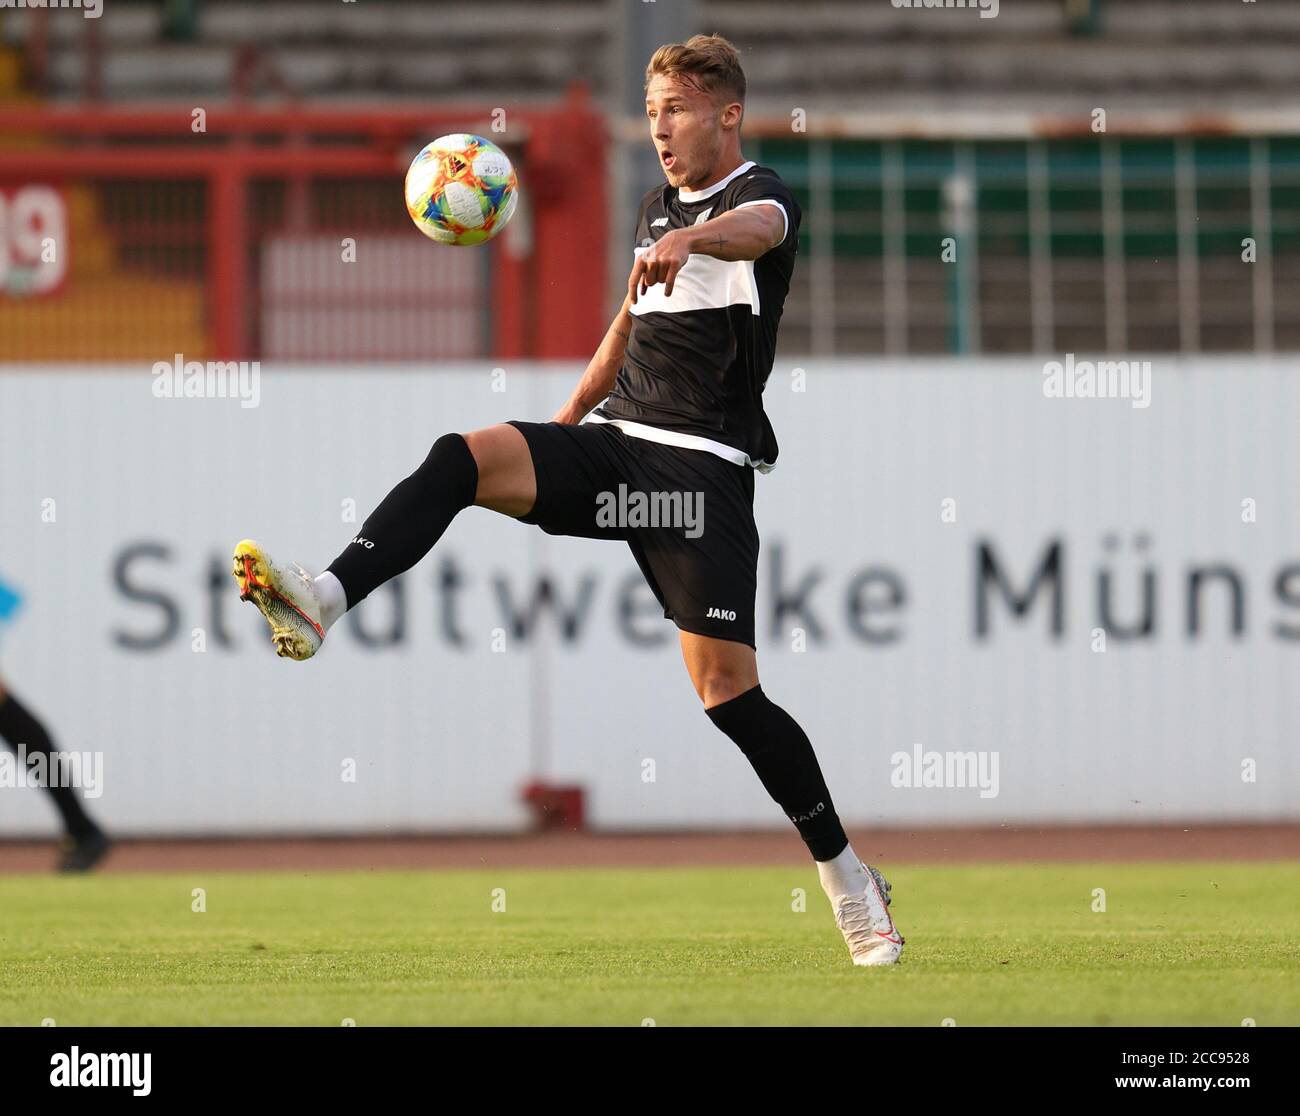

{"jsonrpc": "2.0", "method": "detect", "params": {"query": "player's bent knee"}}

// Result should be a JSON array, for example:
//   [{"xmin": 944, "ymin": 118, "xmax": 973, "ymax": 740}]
[
  {"xmin": 696, "ymin": 670, "xmax": 759, "ymax": 710},
  {"xmin": 410, "ymin": 432, "xmax": 479, "ymax": 507},
  {"xmin": 681, "ymin": 632, "xmax": 760, "ymax": 709},
  {"xmin": 431, "ymin": 431, "xmax": 471, "ymax": 458},
  {"xmin": 462, "ymin": 424, "xmax": 536, "ymax": 516},
  {"xmin": 416, "ymin": 432, "xmax": 477, "ymax": 485}
]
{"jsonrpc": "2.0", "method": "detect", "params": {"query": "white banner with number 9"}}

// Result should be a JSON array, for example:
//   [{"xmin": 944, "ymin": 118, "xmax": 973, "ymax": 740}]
[{"xmin": 0, "ymin": 185, "xmax": 67, "ymax": 296}]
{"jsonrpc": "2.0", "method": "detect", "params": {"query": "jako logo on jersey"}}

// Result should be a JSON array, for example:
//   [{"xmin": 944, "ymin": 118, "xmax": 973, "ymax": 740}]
[
  {"xmin": 651, "ymin": 217, "xmax": 669, "ymax": 228},
  {"xmin": 350, "ymin": 536, "xmax": 375, "ymax": 549},
  {"xmin": 706, "ymin": 607, "xmax": 736, "ymax": 621}
]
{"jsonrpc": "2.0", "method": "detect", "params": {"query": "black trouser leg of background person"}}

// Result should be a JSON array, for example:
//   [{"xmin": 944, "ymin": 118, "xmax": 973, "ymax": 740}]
[{"xmin": 0, "ymin": 684, "xmax": 111, "ymax": 873}]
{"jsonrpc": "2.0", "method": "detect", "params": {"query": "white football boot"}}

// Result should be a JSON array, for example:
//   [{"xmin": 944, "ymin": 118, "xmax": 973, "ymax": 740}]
[
  {"xmin": 231, "ymin": 539, "xmax": 325, "ymax": 661},
  {"xmin": 832, "ymin": 864, "xmax": 904, "ymax": 967}
]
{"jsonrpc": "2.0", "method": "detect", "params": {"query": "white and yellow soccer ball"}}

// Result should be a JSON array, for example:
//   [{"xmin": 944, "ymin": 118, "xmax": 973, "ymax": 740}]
[{"xmin": 404, "ymin": 134, "xmax": 519, "ymax": 246}]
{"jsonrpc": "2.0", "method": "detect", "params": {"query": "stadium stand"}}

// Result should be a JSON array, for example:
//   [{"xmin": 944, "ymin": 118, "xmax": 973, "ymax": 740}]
[{"xmin": 7, "ymin": 1, "xmax": 1300, "ymax": 111}]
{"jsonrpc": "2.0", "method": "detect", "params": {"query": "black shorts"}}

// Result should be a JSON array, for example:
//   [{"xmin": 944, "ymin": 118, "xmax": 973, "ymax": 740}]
[{"xmin": 509, "ymin": 420, "xmax": 759, "ymax": 647}]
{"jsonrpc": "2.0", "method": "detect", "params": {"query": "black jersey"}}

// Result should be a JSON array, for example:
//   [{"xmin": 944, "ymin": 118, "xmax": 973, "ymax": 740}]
[{"xmin": 590, "ymin": 160, "xmax": 801, "ymax": 472}]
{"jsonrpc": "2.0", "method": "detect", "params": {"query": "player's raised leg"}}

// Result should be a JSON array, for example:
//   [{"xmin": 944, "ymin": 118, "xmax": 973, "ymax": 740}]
[
  {"xmin": 680, "ymin": 632, "xmax": 904, "ymax": 966},
  {"xmin": 233, "ymin": 423, "xmax": 535, "ymax": 659}
]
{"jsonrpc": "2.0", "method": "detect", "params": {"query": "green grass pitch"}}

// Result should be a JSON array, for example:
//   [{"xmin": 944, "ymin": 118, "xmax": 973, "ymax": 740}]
[{"xmin": 1, "ymin": 862, "xmax": 1297, "ymax": 1026}]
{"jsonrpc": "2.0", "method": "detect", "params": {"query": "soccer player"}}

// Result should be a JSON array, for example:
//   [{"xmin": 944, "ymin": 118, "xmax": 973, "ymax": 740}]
[
  {"xmin": 0, "ymin": 676, "xmax": 111, "ymax": 872},
  {"xmin": 233, "ymin": 35, "xmax": 902, "ymax": 966}
]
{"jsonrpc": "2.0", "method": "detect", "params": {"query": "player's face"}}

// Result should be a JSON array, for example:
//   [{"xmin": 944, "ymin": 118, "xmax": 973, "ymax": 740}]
[{"xmin": 645, "ymin": 75, "xmax": 731, "ymax": 190}]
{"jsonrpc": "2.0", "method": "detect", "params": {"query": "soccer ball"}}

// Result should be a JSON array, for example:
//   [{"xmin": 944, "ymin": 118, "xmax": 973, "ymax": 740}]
[{"xmin": 404, "ymin": 134, "xmax": 518, "ymax": 246}]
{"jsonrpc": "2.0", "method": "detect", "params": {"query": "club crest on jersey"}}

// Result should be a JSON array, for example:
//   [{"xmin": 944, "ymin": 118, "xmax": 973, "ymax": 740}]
[
  {"xmin": 693, "ymin": 209, "xmax": 713, "ymax": 225},
  {"xmin": 706, "ymin": 607, "xmax": 736, "ymax": 621}
]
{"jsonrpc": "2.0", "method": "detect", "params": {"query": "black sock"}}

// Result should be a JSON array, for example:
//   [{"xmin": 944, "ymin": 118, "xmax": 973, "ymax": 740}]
[
  {"xmin": 0, "ymin": 692, "xmax": 97, "ymax": 840},
  {"xmin": 326, "ymin": 432, "xmax": 479, "ymax": 608},
  {"xmin": 706, "ymin": 685, "xmax": 848, "ymax": 862}
]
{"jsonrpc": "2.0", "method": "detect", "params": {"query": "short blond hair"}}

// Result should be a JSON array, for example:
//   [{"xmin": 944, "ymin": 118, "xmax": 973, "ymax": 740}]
[{"xmin": 645, "ymin": 33, "xmax": 746, "ymax": 108}]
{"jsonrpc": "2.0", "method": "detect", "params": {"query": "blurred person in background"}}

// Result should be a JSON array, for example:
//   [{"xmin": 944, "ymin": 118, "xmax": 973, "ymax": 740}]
[{"xmin": 0, "ymin": 578, "xmax": 111, "ymax": 873}]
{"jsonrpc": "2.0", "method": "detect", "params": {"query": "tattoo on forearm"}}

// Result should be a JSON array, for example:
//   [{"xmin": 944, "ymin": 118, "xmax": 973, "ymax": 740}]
[
  {"xmin": 711, "ymin": 236, "xmax": 727, "ymax": 252},
  {"xmin": 613, "ymin": 328, "xmax": 630, "ymax": 343}
]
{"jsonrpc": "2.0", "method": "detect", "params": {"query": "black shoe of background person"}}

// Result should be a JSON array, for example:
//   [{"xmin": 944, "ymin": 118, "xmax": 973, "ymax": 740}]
[{"xmin": 57, "ymin": 827, "xmax": 112, "ymax": 873}]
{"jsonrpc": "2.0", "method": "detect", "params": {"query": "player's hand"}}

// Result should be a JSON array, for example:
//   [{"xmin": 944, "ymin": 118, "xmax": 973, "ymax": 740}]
[
  {"xmin": 551, "ymin": 399, "xmax": 587, "ymax": 425},
  {"xmin": 628, "ymin": 228, "xmax": 692, "ymax": 304}
]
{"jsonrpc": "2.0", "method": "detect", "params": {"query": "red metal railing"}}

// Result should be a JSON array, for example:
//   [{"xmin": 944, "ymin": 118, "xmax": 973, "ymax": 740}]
[{"xmin": 0, "ymin": 84, "xmax": 607, "ymax": 362}]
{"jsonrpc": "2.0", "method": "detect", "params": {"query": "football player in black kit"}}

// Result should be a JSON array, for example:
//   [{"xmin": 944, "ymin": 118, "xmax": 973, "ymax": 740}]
[{"xmin": 232, "ymin": 35, "xmax": 903, "ymax": 966}]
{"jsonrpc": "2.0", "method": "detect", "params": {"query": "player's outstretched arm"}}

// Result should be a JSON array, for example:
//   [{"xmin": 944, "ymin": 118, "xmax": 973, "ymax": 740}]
[
  {"xmin": 551, "ymin": 293, "xmax": 634, "ymax": 424},
  {"xmin": 629, "ymin": 205, "xmax": 785, "ymax": 302}
]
